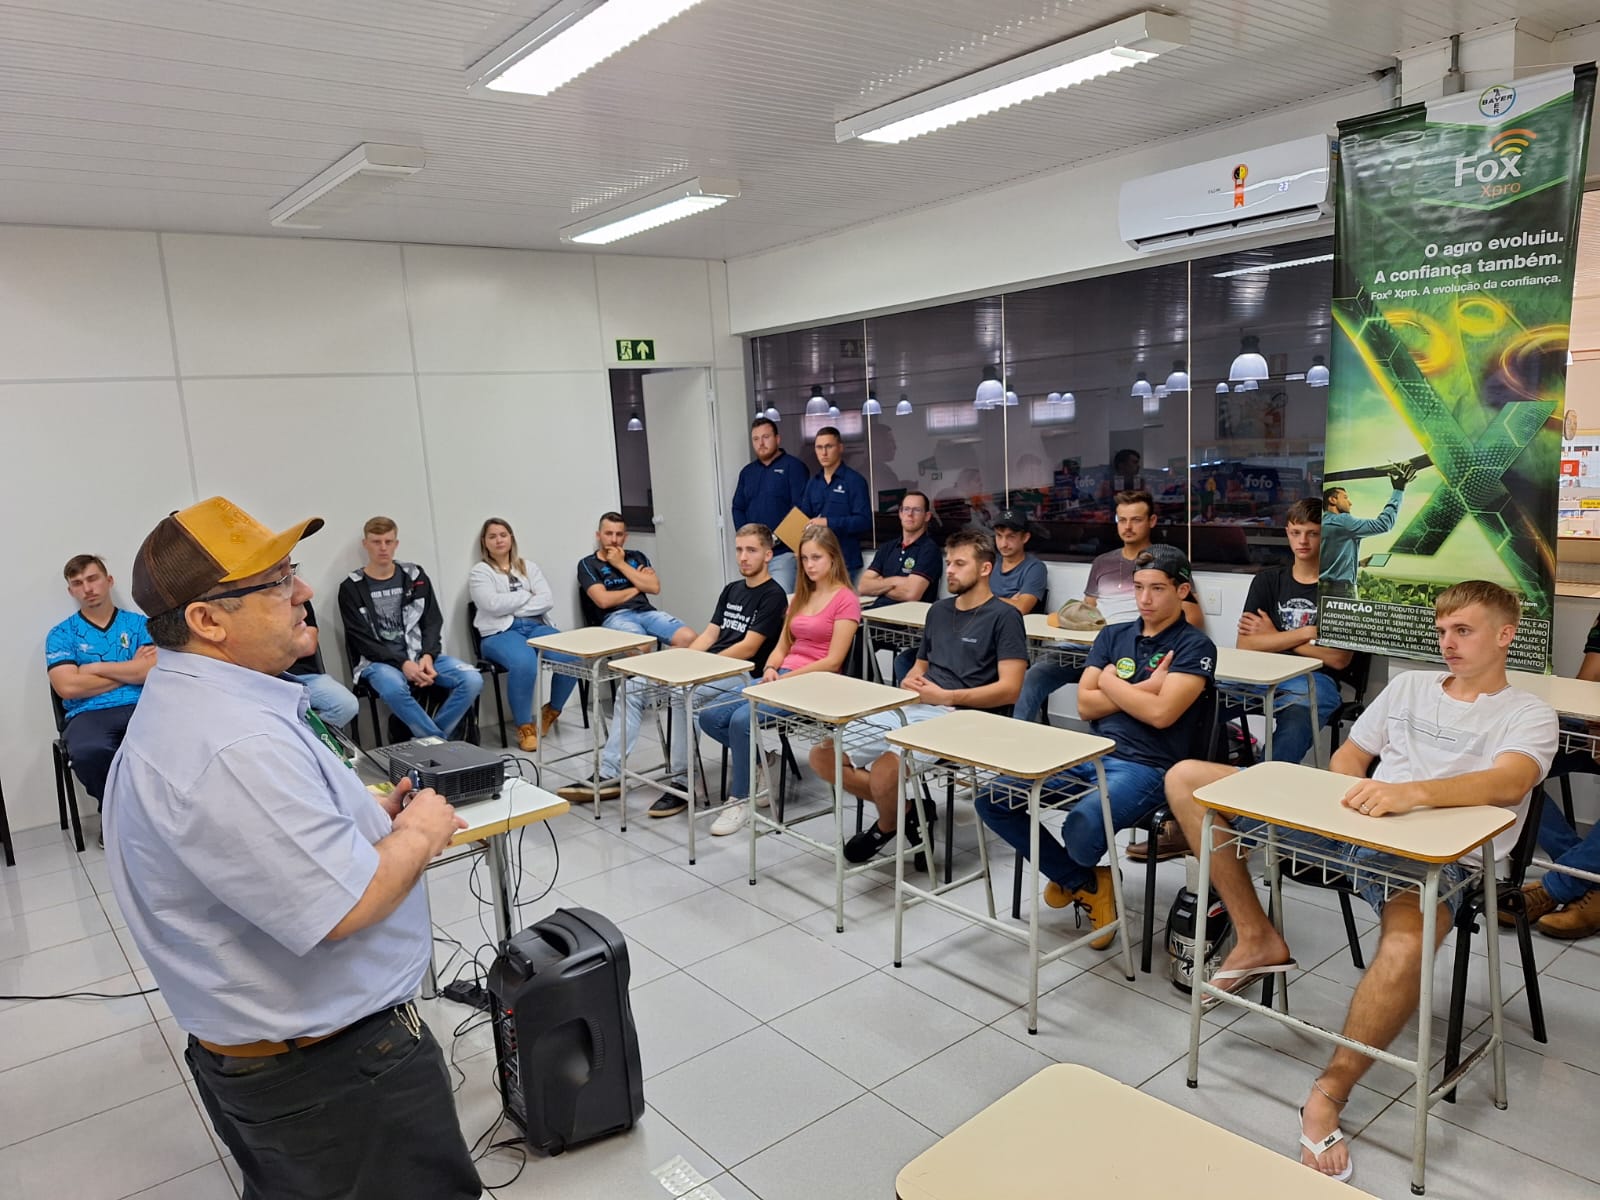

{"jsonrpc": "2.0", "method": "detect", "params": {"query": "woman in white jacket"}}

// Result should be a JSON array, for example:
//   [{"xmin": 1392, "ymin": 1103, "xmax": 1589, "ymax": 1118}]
[{"xmin": 470, "ymin": 518, "xmax": 576, "ymax": 751}]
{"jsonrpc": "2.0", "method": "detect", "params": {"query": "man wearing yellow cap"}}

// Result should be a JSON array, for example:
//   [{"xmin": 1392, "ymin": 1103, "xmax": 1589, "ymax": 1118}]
[{"xmin": 104, "ymin": 497, "xmax": 482, "ymax": 1200}]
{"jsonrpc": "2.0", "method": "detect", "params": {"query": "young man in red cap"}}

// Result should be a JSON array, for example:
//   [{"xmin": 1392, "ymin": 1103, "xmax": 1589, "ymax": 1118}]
[{"xmin": 105, "ymin": 497, "xmax": 481, "ymax": 1200}]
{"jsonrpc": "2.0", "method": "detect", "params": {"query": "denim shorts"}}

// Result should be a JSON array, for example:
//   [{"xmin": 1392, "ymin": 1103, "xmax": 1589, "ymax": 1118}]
[{"xmin": 1229, "ymin": 815, "xmax": 1473, "ymax": 918}]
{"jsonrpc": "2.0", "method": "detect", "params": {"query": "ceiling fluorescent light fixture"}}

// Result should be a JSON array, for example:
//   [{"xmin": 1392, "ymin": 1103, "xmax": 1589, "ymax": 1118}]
[
  {"xmin": 468, "ymin": 0, "xmax": 705, "ymax": 96},
  {"xmin": 836, "ymin": 11, "xmax": 1186, "ymax": 145},
  {"xmin": 561, "ymin": 177, "xmax": 739, "ymax": 245},
  {"xmin": 1212, "ymin": 253, "xmax": 1334, "ymax": 279},
  {"xmin": 269, "ymin": 143, "xmax": 425, "ymax": 230}
]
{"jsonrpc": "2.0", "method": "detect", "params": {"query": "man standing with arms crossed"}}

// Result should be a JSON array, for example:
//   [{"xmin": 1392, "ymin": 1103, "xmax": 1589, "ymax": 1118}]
[
  {"xmin": 800, "ymin": 425, "xmax": 872, "ymax": 581},
  {"xmin": 105, "ymin": 497, "xmax": 480, "ymax": 1200},
  {"xmin": 731, "ymin": 416, "xmax": 808, "ymax": 592}
]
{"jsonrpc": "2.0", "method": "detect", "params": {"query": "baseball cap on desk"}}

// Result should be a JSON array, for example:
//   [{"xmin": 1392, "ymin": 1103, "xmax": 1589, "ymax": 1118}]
[{"xmin": 133, "ymin": 496, "xmax": 323, "ymax": 615}]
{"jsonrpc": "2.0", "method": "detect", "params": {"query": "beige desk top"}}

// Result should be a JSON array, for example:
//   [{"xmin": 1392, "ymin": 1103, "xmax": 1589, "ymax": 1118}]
[
  {"xmin": 895, "ymin": 1064, "xmax": 1375, "ymax": 1200},
  {"xmin": 449, "ymin": 778, "xmax": 569, "ymax": 847},
  {"xmin": 1215, "ymin": 647, "xmax": 1321, "ymax": 686},
  {"xmin": 1022, "ymin": 613, "xmax": 1098, "ymax": 644},
  {"xmin": 1506, "ymin": 669, "xmax": 1600, "ymax": 721},
  {"xmin": 1193, "ymin": 761, "xmax": 1512, "ymax": 864},
  {"xmin": 743, "ymin": 671, "xmax": 917, "ymax": 724},
  {"xmin": 863, "ymin": 601, "xmax": 932, "ymax": 629},
  {"xmin": 610, "ymin": 646, "xmax": 754, "ymax": 686},
  {"xmin": 885, "ymin": 709, "xmax": 1113, "ymax": 779},
  {"xmin": 526, "ymin": 627, "xmax": 654, "ymax": 658}
]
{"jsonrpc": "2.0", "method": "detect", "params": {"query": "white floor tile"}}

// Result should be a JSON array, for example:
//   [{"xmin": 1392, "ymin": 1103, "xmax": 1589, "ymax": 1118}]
[
  {"xmin": 629, "ymin": 969, "xmax": 760, "ymax": 1080},
  {"xmin": 0, "ymin": 1022, "xmax": 181, "ymax": 1148},
  {"xmin": 685, "ymin": 924, "xmax": 873, "ymax": 1022},
  {"xmin": 618, "ymin": 886, "xmax": 786, "ymax": 969},
  {"xmin": 875, "ymin": 1027, "xmax": 1057, "ymax": 1137},
  {"xmin": 790, "ymin": 884, "xmax": 975, "ymax": 968},
  {"xmin": 0, "ymin": 862, "xmax": 100, "ymax": 918},
  {"xmin": 123, "ymin": 1160, "xmax": 238, "ymax": 1199},
  {"xmin": 0, "ymin": 839, "xmax": 86, "ymax": 882},
  {"xmin": 887, "ymin": 922, "xmax": 1088, "ymax": 1025},
  {"xmin": 770, "ymin": 970, "xmax": 980, "ymax": 1089},
  {"xmin": 731, "ymin": 1092, "xmax": 937, "ymax": 1200},
  {"xmin": 1543, "ymin": 938, "xmax": 1600, "ymax": 989},
  {"xmin": 0, "ymin": 1083, "xmax": 217, "ymax": 1200},
  {"xmin": 558, "ymin": 858, "xmax": 715, "ymax": 924},
  {"xmin": 646, "ymin": 1026, "xmax": 862, "ymax": 1167},
  {"xmin": 722, "ymin": 846, "xmax": 885, "ymax": 925},
  {"xmin": 0, "ymin": 930, "xmax": 132, "ymax": 1001},
  {"xmin": 0, "ymin": 894, "xmax": 112, "ymax": 960},
  {"xmin": 0, "ymin": 971, "xmax": 152, "ymax": 1073}
]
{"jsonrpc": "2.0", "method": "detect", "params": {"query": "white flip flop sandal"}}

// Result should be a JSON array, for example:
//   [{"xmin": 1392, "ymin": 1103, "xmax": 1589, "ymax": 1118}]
[
  {"xmin": 1200, "ymin": 959, "xmax": 1297, "ymax": 1011},
  {"xmin": 1298, "ymin": 1106, "xmax": 1355, "ymax": 1183}
]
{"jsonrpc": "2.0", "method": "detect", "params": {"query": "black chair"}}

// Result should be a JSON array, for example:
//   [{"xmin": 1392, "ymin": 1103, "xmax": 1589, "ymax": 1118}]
[
  {"xmin": 350, "ymin": 671, "xmax": 481, "ymax": 749},
  {"xmin": 465, "ymin": 602, "xmax": 510, "ymax": 749},
  {"xmin": 0, "ymin": 771, "xmax": 15, "ymax": 867},
  {"xmin": 48, "ymin": 689, "xmax": 88, "ymax": 853},
  {"xmin": 1326, "ymin": 653, "xmax": 1374, "ymax": 755}
]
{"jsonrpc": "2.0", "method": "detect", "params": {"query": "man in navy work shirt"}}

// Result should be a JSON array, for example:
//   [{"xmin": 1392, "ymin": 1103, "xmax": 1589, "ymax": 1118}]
[
  {"xmin": 989, "ymin": 507, "xmax": 1050, "ymax": 615},
  {"xmin": 105, "ymin": 496, "xmax": 480, "ymax": 1200},
  {"xmin": 817, "ymin": 527, "xmax": 1029, "ymax": 865},
  {"xmin": 978, "ymin": 545, "xmax": 1215, "ymax": 947},
  {"xmin": 800, "ymin": 425, "xmax": 872, "ymax": 576},
  {"xmin": 578, "ymin": 511, "xmax": 697, "ymax": 647},
  {"xmin": 46, "ymin": 554, "xmax": 155, "ymax": 808},
  {"xmin": 858, "ymin": 489, "xmax": 940, "ymax": 682},
  {"xmin": 731, "ymin": 416, "xmax": 808, "ymax": 592}
]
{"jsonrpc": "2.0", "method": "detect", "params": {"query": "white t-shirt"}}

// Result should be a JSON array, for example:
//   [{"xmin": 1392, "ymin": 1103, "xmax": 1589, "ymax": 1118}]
[{"xmin": 1348, "ymin": 670, "xmax": 1558, "ymax": 864}]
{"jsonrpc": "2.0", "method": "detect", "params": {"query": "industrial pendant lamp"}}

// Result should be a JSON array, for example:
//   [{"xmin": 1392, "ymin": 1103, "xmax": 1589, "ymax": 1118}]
[
  {"xmin": 975, "ymin": 365, "xmax": 1004, "ymax": 409},
  {"xmin": 1131, "ymin": 371, "xmax": 1153, "ymax": 399},
  {"xmin": 1003, "ymin": 385, "xmax": 1019, "ymax": 407},
  {"xmin": 827, "ymin": 403, "xmax": 841, "ymax": 419},
  {"xmin": 1215, "ymin": 381, "xmax": 1229, "ymax": 395},
  {"xmin": 764, "ymin": 402, "xmax": 781, "ymax": 421},
  {"xmin": 1306, "ymin": 355, "xmax": 1330, "ymax": 387},
  {"xmin": 1229, "ymin": 335, "xmax": 1269, "ymax": 382},
  {"xmin": 626, "ymin": 411, "xmax": 643, "ymax": 431},
  {"xmin": 895, "ymin": 392, "xmax": 913, "ymax": 416},
  {"xmin": 1059, "ymin": 392, "xmax": 1076, "ymax": 420},
  {"xmin": 1164, "ymin": 360, "xmax": 1190, "ymax": 392},
  {"xmin": 862, "ymin": 390, "xmax": 882, "ymax": 416},
  {"xmin": 805, "ymin": 384, "xmax": 828, "ymax": 415}
]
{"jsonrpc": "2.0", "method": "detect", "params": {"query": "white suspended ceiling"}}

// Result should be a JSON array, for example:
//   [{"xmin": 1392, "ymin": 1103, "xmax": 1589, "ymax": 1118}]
[{"xmin": 0, "ymin": 0, "xmax": 1596, "ymax": 260}]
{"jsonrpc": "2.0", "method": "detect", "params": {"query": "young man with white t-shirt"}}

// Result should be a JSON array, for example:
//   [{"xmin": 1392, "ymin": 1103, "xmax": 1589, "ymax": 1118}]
[
  {"xmin": 1012, "ymin": 490, "xmax": 1202, "ymax": 723},
  {"xmin": 1164, "ymin": 580, "xmax": 1557, "ymax": 1183}
]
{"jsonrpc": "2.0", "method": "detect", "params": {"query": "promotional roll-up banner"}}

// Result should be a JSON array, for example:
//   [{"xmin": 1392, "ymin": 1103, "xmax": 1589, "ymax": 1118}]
[{"xmin": 1319, "ymin": 64, "xmax": 1595, "ymax": 671}]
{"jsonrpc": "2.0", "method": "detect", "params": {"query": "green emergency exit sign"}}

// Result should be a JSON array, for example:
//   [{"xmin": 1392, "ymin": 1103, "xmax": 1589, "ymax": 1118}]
[{"xmin": 616, "ymin": 338, "xmax": 655, "ymax": 362}]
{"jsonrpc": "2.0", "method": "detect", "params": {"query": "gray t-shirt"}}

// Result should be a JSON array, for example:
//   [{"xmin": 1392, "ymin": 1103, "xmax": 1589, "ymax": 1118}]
[
  {"xmin": 1084, "ymin": 548, "xmax": 1140, "ymax": 623},
  {"xmin": 991, "ymin": 555, "xmax": 1049, "ymax": 606},
  {"xmin": 917, "ymin": 596, "xmax": 1029, "ymax": 709}
]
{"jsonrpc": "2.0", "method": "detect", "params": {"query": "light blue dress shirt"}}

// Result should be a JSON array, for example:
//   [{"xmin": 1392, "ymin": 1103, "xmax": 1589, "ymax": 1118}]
[{"xmin": 105, "ymin": 650, "xmax": 431, "ymax": 1043}]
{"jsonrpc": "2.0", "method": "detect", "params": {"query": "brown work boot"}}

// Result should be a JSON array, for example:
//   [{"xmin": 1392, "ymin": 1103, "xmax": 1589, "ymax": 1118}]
[
  {"xmin": 1536, "ymin": 889, "xmax": 1600, "ymax": 940},
  {"xmin": 539, "ymin": 704, "xmax": 560, "ymax": 736},
  {"xmin": 1127, "ymin": 819, "xmax": 1188, "ymax": 863},
  {"xmin": 517, "ymin": 722, "xmax": 540, "ymax": 752},
  {"xmin": 1045, "ymin": 866, "xmax": 1118, "ymax": 950},
  {"xmin": 1498, "ymin": 881, "xmax": 1556, "ymax": 928}
]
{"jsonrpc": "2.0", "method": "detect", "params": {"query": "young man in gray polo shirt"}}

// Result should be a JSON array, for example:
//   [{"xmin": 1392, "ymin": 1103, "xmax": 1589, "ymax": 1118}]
[{"xmin": 106, "ymin": 496, "xmax": 480, "ymax": 1200}]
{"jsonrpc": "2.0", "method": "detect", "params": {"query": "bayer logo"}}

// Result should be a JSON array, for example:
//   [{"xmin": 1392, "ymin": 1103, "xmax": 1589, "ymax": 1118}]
[{"xmin": 1479, "ymin": 84, "xmax": 1516, "ymax": 117}]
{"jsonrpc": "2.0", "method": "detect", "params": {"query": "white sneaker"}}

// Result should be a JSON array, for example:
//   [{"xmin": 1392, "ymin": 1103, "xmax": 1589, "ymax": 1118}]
[
  {"xmin": 754, "ymin": 749, "xmax": 779, "ymax": 809},
  {"xmin": 711, "ymin": 802, "xmax": 749, "ymax": 836}
]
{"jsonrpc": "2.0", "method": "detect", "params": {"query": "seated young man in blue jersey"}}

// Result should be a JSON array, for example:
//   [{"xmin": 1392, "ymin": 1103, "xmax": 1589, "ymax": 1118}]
[
  {"xmin": 977, "ymin": 545, "xmax": 1216, "ymax": 947},
  {"xmin": 857, "ymin": 490, "xmax": 940, "ymax": 683},
  {"xmin": 46, "ymin": 554, "xmax": 156, "ymax": 808},
  {"xmin": 988, "ymin": 508, "xmax": 1050, "ymax": 616},
  {"xmin": 577, "ymin": 512, "xmax": 697, "ymax": 647}
]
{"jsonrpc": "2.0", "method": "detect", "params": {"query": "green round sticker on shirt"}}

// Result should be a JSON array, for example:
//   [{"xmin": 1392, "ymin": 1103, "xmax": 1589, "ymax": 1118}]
[
  {"xmin": 1115, "ymin": 657, "xmax": 1136, "ymax": 679},
  {"xmin": 903, "ymin": 557, "xmax": 916, "ymax": 572}
]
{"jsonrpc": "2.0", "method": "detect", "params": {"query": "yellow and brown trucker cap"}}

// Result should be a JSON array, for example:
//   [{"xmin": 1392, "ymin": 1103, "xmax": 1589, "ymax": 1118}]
[{"xmin": 132, "ymin": 497, "xmax": 323, "ymax": 615}]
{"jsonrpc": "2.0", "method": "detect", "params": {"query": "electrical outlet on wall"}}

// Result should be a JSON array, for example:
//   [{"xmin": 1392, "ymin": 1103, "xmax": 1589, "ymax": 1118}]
[{"xmin": 1202, "ymin": 586, "xmax": 1222, "ymax": 615}]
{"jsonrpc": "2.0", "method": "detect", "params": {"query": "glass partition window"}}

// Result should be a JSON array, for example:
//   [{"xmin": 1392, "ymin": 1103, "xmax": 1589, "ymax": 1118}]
[{"xmin": 748, "ymin": 235, "xmax": 1335, "ymax": 570}]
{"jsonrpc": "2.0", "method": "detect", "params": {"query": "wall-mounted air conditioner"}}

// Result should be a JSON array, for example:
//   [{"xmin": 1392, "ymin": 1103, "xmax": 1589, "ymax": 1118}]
[{"xmin": 1118, "ymin": 135, "xmax": 1335, "ymax": 253}]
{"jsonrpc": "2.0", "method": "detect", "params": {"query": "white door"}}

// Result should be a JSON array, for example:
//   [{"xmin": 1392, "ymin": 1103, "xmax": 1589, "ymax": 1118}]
[{"xmin": 641, "ymin": 368, "xmax": 727, "ymax": 626}]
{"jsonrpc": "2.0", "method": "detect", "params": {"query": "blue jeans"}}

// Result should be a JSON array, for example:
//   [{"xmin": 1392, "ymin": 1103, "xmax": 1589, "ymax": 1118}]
[
  {"xmin": 361, "ymin": 656, "xmax": 483, "ymax": 740},
  {"xmin": 600, "ymin": 672, "xmax": 722, "ymax": 779},
  {"xmin": 479, "ymin": 618, "xmax": 577, "ymax": 725},
  {"xmin": 1230, "ymin": 671, "xmax": 1341, "ymax": 765},
  {"xmin": 699, "ymin": 673, "xmax": 789, "ymax": 798},
  {"xmin": 298, "ymin": 673, "xmax": 359, "ymax": 728},
  {"xmin": 1535, "ymin": 791, "xmax": 1600, "ymax": 905},
  {"xmin": 602, "ymin": 607, "xmax": 689, "ymax": 645},
  {"xmin": 1013, "ymin": 659, "xmax": 1084, "ymax": 723},
  {"xmin": 768, "ymin": 552, "xmax": 797, "ymax": 593},
  {"xmin": 976, "ymin": 757, "xmax": 1167, "ymax": 892}
]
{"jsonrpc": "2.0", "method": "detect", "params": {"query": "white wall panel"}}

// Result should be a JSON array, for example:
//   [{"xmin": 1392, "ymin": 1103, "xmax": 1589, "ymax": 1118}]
[
  {"xmin": 416, "ymin": 372, "xmax": 618, "ymax": 639},
  {"xmin": 707, "ymin": 261, "xmax": 745, "ymax": 372},
  {"xmin": 163, "ymin": 234, "xmax": 412, "ymax": 376},
  {"xmin": 403, "ymin": 246, "xmax": 603, "ymax": 375},
  {"xmin": 596, "ymin": 257, "xmax": 715, "ymax": 366},
  {"xmin": 0, "ymin": 228, "xmax": 174, "ymax": 380},
  {"xmin": 183, "ymin": 375, "xmax": 434, "ymax": 679},
  {"xmin": 3, "ymin": 380, "xmax": 191, "ymax": 830}
]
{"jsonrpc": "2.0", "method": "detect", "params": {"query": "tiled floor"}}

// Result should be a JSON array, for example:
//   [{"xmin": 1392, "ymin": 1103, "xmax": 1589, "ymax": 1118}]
[{"xmin": 4, "ymin": 717, "xmax": 1600, "ymax": 1199}]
